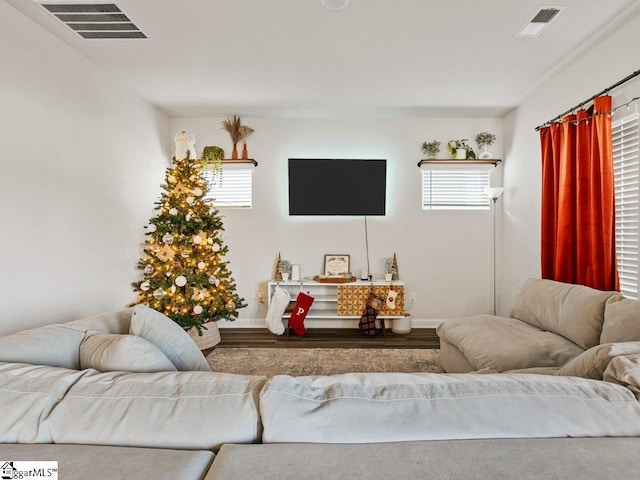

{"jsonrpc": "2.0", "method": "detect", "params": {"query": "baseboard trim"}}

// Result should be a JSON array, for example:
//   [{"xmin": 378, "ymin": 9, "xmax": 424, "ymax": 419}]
[
  {"xmin": 218, "ymin": 318, "xmax": 445, "ymax": 329},
  {"xmin": 412, "ymin": 318, "xmax": 445, "ymax": 328}
]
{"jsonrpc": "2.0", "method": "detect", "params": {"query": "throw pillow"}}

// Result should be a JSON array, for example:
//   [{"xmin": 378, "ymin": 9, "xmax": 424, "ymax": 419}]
[
  {"xmin": 80, "ymin": 331, "xmax": 176, "ymax": 373},
  {"xmin": 556, "ymin": 342, "xmax": 640, "ymax": 379},
  {"xmin": 129, "ymin": 305, "xmax": 211, "ymax": 371},
  {"xmin": 601, "ymin": 296, "xmax": 640, "ymax": 344}
]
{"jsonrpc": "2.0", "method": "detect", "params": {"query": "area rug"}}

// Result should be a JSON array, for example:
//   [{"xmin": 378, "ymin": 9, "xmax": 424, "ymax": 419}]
[{"xmin": 206, "ymin": 348, "xmax": 442, "ymax": 376}]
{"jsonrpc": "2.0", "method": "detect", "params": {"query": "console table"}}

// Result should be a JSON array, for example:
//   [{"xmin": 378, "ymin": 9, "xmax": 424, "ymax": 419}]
[{"xmin": 267, "ymin": 280, "xmax": 405, "ymax": 333}]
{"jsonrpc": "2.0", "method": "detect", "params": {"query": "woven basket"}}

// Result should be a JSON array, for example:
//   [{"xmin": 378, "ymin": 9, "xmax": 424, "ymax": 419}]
[
  {"xmin": 188, "ymin": 322, "xmax": 221, "ymax": 350},
  {"xmin": 337, "ymin": 285, "xmax": 404, "ymax": 316}
]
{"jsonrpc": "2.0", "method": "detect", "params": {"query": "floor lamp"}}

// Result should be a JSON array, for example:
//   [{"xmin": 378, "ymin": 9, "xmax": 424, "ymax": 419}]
[{"xmin": 487, "ymin": 187, "xmax": 505, "ymax": 315}]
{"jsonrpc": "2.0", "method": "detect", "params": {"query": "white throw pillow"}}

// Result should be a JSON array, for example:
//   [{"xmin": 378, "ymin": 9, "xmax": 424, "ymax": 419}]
[
  {"xmin": 80, "ymin": 331, "xmax": 176, "ymax": 373},
  {"xmin": 129, "ymin": 305, "xmax": 211, "ymax": 371}
]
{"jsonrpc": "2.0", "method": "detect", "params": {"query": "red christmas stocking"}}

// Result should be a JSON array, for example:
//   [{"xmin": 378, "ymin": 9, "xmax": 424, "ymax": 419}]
[{"xmin": 289, "ymin": 291, "xmax": 314, "ymax": 336}]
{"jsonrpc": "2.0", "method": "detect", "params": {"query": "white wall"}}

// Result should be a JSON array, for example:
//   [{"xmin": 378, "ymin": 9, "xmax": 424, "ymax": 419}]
[
  {"xmin": 501, "ymin": 14, "xmax": 640, "ymax": 314},
  {"xmin": 0, "ymin": 2, "xmax": 171, "ymax": 334},
  {"xmin": 171, "ymin": 117, "xmax": 503, "ymax": 327}
]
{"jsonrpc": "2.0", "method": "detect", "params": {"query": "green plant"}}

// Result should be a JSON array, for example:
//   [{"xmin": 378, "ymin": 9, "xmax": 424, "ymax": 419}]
[
  {"xmin": 421, "ymin": 140, "xmax": 441, "ymax": 157},
  {"xmin": 447, "ymin": 139, "xmax": 476, "ymax": 159},
  {"xmin": 475, "ymin": 131, "xmax": 496, "ymax": 146},
  {"xmin": 278, "ymin": 259, "xmax": 292, "ymax": 274},
  {"xmin": 201, "ymin": 146, "xmax": 225, "ymax": 172}
]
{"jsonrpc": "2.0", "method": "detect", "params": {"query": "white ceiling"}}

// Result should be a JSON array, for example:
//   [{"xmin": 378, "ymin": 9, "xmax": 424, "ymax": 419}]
[{"xmin": 6, "ymin": 0, "xmax": 640, "ymax": 118}]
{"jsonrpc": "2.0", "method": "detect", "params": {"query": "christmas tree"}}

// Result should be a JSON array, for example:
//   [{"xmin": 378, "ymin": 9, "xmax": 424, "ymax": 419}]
[{"xmin": 132, "ymin": 145, "xmax": 246, "ymax": 333}]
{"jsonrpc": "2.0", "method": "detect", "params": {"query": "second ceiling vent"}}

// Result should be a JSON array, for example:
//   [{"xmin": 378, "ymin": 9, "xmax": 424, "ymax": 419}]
[
  {"xmin": 516, "ymin": 6, "xmax": 566, "ymax": 37},
  {"xmin": 38, "ymin": 2, "xmax": 147, "ymax": 39}
]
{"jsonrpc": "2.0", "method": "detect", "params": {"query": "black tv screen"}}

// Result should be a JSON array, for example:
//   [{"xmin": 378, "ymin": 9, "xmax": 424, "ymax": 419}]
[{"xmin": 288, "ymin": 159, "xmax": 386, "ymax": 216}]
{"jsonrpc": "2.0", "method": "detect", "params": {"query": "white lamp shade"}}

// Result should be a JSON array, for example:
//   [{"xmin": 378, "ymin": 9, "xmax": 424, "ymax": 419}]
[{"xmin": 485, "ymin": 187, "xmax": 505, "ymax": 200}]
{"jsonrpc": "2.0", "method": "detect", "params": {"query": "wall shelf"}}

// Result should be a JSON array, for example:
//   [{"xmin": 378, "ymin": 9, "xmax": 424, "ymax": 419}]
[
  {"xmin": 222, "ymin": 158, "xmax": 258, "ymax": 167},
  {"xmin": 417, "ymin": 159, "xmax": 501, "ymax": 167}
]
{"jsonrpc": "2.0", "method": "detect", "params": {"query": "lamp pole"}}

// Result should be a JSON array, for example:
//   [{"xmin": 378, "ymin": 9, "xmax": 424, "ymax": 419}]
[{"xmin": 487, "ymin": 188, "xmax": 504, "ymax": 316}]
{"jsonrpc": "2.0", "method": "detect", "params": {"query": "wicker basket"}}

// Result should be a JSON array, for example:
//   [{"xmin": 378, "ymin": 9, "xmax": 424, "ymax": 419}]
[
  {"xmin": 188, "ymin": 322, "xmax": 221, "ymax": 350},
  {"xmin": 337, "ymin": 285, "xmax": 404, "ymax": 316}
]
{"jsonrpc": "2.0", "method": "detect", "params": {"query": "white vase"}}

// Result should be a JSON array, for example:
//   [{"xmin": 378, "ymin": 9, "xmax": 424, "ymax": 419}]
[
  {"xmin": 188, "ymin": 321, "xmax": 221, "ymax": 350},
  {"xmin": 281, "ymin": 272, "xmax": 290, "ymax": 281},
  {"xmin": 456, "ymin": 148, "xmax": 467, "ymax": 159},
  {"xmin": 384, "ymin": 273, "xmax": 393, "ymax": 281},
  {"xmin": 479, "ymin": 144, "xmax": 493, "ymax": 159}
]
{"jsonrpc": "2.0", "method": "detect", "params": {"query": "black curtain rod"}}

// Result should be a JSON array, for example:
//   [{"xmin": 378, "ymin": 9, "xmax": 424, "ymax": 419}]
[{"xmin": 535, "ymin": 68, "xmax": 640, "ymax": 131}]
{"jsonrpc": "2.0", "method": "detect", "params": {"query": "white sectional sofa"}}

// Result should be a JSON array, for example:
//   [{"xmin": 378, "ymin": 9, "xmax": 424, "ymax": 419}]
[{"xmin": 2, "ymin": 299, "xmax": 640, "ymax": 479}]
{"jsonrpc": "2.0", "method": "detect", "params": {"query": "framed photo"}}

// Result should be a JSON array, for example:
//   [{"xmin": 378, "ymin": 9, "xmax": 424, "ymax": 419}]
[{"xmin": 323, "ymin": 254, "xmax": 350, "ymax": 276}]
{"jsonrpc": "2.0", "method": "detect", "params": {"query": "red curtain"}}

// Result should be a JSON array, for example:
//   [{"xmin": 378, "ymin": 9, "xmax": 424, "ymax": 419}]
[{"xmin": 540, "ymin": 95, "xmax": 619, "ymax": 291}]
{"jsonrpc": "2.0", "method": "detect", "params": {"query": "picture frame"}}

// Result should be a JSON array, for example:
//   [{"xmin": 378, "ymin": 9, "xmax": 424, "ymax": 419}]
[{"xmin": 323, "ymin": 254, "xmax": 350, "ymax": 276}]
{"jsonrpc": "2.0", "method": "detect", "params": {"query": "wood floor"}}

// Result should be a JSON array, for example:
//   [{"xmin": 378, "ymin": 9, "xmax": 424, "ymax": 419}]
[{"xmin": 215, "ymin": 328, "xmax": 440, "ymax": 349}]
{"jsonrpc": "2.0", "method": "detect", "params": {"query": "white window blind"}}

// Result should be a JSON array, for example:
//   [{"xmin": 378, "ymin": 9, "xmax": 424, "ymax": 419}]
[
  {"xmin": 613, "ymin": 112, "xmax": 640, "ymax": 299},
  {"xmin": 421, "ymin": 168, "xmax": 491, "ymax": 210},
  {"xmin": 203, "ymin": 167, "xmax": 252, "ymax": 208}
]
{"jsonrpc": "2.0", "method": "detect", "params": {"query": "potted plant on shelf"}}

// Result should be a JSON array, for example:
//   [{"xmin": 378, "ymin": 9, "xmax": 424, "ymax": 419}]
[
  {"xmin": 383, "ymin": 257, "xmax": 397, "ymax": 281},
  {"xmin": 421, "ymin": 140, "xmax": 441, "ymax": 159},
  {"xmin": 201, "ymin": 146, "xmax": 225, "ymax": 173},
  {"xmin": 447, "ymin": 139, "xmax": 476, "ymax": 160},
  {"xmin": 238, "ymin": 125, "xmax": 255, "ymax": 160},
  {"xmin": 475, "ymin": 131, "xmax": 496, "ymax": 159},
  {"xmin": 278, "ymin": 259, "xmax": 292, "ymax": 281},
  {"xmin": 221, "ymin": 115, "xmax": 242, "ymax": 159}
]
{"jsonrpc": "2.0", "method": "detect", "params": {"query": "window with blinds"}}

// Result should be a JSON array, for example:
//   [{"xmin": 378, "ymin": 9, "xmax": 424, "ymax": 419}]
[
  {"xmin": 202, "ymin": 167, "xmax": 252, "ymax": 208},
  {"xmin": 421, "ymin": 168, "xmax": 491, "ymax": 210},
  {"xmin": 613, "ymin": 112, "xmax": 640, "ymax": 299}
]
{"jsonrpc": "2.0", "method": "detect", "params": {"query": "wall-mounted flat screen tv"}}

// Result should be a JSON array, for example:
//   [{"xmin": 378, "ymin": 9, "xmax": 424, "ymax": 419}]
[{"xmin": 288, "ymin": 158, "xmax": 386, "ymax": 216}]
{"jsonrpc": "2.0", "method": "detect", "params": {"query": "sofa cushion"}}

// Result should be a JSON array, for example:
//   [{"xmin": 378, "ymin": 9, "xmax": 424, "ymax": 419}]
[
  {"xmin": 436, "ymin": 315, "xmax": 584, "ymax": 372},
  {"xmin": 601, "ymin": 296, "xmax": 640, "ymax": 344},
  {"xmin": 0, "ymin": 324, "xmax": 87, "ymax": 369},
  {"xmin": 80, "ymin": 331, "xmax": 177, "ymax": 373},
  {"xmin": 438, "ymin": 338, "xmax": 475, "ymax": 373},
  {"xmin": 509, "ymin": 278, "xmax": 617, "ymax": 349},
  {"xmin": 207, "ymin": 439, "xmax": 640, "ymax": 480},
  {"xmin": 67, "ymin": 307, "xmax": 135, "ymax": 334},
  {"xmin": 260, "ymin": 372, "xmax": 640, "ymax": 444},
  {"xmin": 46, "ymin": 370, "xmax": 266, "ymax": 451},
  {"xmin": 0, "ymin": 363, "xmax": 89, "ymax": 443},
  {"xmin": 556, "ymin": 342, "xmax": 640, "ymax": 380},
  {"xmin": 129, "ymin": 305, "xmax": 210, "ymax": 372},
  {"xmin": 0, "ymin": 444, "xmax": 214, "ymax": 480}
]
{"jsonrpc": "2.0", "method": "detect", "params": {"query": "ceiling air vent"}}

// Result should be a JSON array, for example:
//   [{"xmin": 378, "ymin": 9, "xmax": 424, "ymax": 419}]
[
  {"xmin": 38, "ymin": 2, "xmax": 147, "ymax": 39},
  {"xmin": 515, "ymin": 5, "xmax": 566, "ymax": 37}
]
